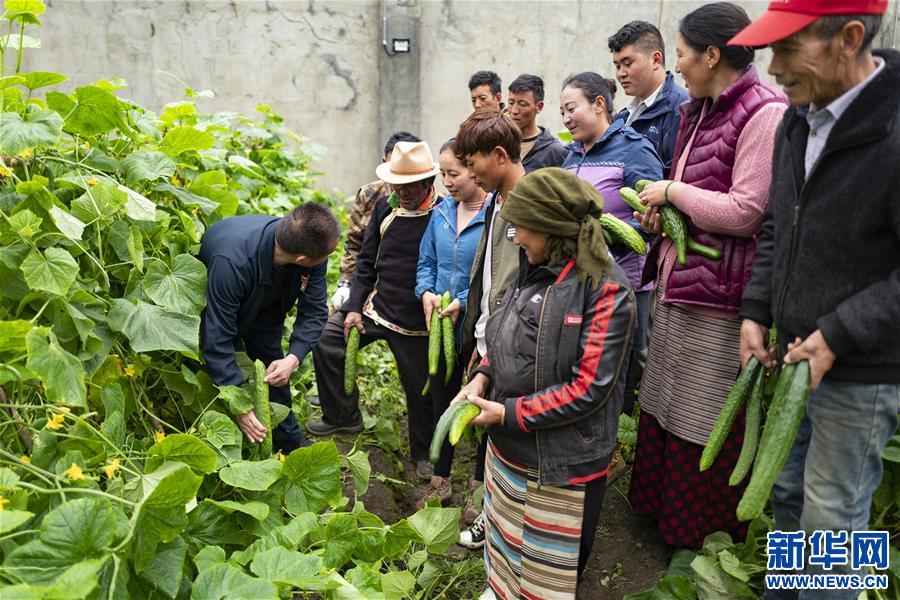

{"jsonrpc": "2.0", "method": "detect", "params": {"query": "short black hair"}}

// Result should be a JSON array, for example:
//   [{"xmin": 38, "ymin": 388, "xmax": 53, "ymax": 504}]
[
  {"xmin": 384, "ymin": 131, "xmax": 421, "ymax": 157},
  {"xmin": 275, "ymin": 202, "xmax": 340, "ymax": 258},
  {"xmin": 608, "ymin": 20, "xmax": 667, "ymax": 66},
  {"xmin": 679, "ymin": 2, "xmax": 755, "ymax": 71},
  {"xmin": 508, "ymin": 73, "xmax": 545, "ymax": 103},
  {"xmin": 439, "ymin": 138, "xmax": 456, "ymax": 155},
  {"xmin": 562, "ymin": 72, "xmax": 617, "ymax": 120},
  {"xmin": 810, "ymin": 14, "xmax": 882, "ymax": 55},
  {"xmin": 468, "ymin": 70, "xmax": 502, "ymax": 95}
]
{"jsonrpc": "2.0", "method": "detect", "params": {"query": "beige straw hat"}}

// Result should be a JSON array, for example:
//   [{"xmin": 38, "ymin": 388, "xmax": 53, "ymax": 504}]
[{"xmin": 375, "ymin": 141, "xmax": 441, "ymax": 184}]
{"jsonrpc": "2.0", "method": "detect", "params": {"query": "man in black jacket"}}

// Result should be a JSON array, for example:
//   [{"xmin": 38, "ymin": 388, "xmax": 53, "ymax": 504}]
[
  {"xmin": 309, "ymin": 141, "xmax": 441, "ymax": 481},
  {"xmin": 507, "ymin": 74, "xmax": 568, "ymax": 172},
  {"xmin": 732, "ymin": 2, "xmax": 899, "ymax": 597},
  {"xmin": 199, "ymin": 203, "xmax": 339, "ymax": 453}
]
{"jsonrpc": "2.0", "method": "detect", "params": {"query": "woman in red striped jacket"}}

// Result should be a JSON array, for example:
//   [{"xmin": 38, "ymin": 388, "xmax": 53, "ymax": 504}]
[{"xmin": 452, "ymin": 168, "xmax": 635, "ymax": 600}]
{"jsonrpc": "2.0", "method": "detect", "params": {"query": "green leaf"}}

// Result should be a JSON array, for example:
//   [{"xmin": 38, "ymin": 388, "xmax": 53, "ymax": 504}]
[
  {"xmin": 407, "ymin": 506, "xmax": 460, "ymax": 554},
  {"xmin": 1, "ymin": 558, "xmax": 106, "ymax": 600},
  {"xmin": 193, "ymin": 545, "xmax": 226, "ymax": 572},
  {"xmin": 219, "ymin": 459, "xmax": 282, "ymax": 491},
  {"xmin": 382, "ymin": 571, "xmax": 416, "ymax": 600},
  {"xmin": 0, "ymin": 319, "xmax": 32, "ymax": 354},
  {"xmin": 138, "ymin": 536, "xmax": 186, "ymax": 598},
  {"xmin": 108, "ymin": 298, "xmax": 200, "ymax": 358},
  {"xmin": 21, "ymin": 247, "xmax": 78, "ymax": 296},
  {"xmin": 7, "ymin": 209, "xmax": 42, "ymax": 239},
  {"xmin": 142, "ymin": 255, "xmax": 207, "ymax": 314},
  {"xmin": 21, "ymin": 71, "xmax": 67, "ymax": 92},
  {"xmin": 160, "ymin": 126, "xmax": 214, "ymax": 156},
  {"xmin": 0, "ymin": 509, "xmax": 33, "ymax": 534},
  {"xmin": 4, "ymin": 0, "xmax": 46, "ymax": 19},
  {"xmin": 121, "ymin": 150, "xmax": 176, "ymax": 186},
  {"xmin": 323, "ymin": 513, "xmax": 358, "ymax": 570},
  {"xmin": 145, "ymin": 433, "xmax": 217, "ymax": 475},
  {"xmin": 343, "ymin": 440, "xmax": 371, "ymax": 496},
  {"xmin": 61, "ymin": 86, "xmax": 127, "ymax": 137},
  {"xmin": 118, "ymin": 184, "xmax": 157, "ymax": 221},
  {"xmin": 249, "ymin": 547, "xmax": 324, "ymax": 588},
  {"xmin": 48, "ymin": 205, "xmax": 86, "ymax": 240},
  {"xmin": 133, "ymin": 461, "xmax": 202, "ymax": 572},
  {"xmin": 203, "ymin": 499, "xmax": 270, "ymax": 521},
  {"xmin": 70, "ymin": 182, "xmax": 126, "ymax": 224},
  {"xmin": 0, "ymin": 106, "xmax": 62, "ymax": 154},
  {"xmin": 198, "ymin": 411, "xmax": 242, "ymax": 448},
  {"xmin": 190, "ymin": 563, "xmax": 278, "ymax": 600},
  {"xmin": 218, "ymin": 385, "xmax": 252, "ymax": 415},
  {"xmin": 269, "ymin": 402, "xmax": 290, "ymax": 426},
  {"xmin": 25, "ymin": 327, "xmax": 86, "ymax": 407},
  {"xmin": 717, "ymin": 549, "xmax": 750, "ymax": 582},
  {"xmin": 0, "ymin": 75, "xmax": 25, "ymax": 90},
  {"xmin": 4, "ymin": 498, "xmax": 115, "ymax": 584},
  {"xmin": 281, "ymin": 441, "xmax": 342, "ymax": 515}
]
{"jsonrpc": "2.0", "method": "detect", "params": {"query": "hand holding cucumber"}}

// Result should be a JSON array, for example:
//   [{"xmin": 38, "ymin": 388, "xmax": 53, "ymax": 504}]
[
  {"xmin": 783, "ymin": 331, "xmax": 835, "ymax": 390},
  {"xmin": 462, "ymin": 393, "xmax": 504, "ymax": 426}
]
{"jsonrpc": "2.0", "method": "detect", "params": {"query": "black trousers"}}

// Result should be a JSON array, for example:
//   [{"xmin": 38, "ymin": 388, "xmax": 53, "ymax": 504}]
[
  {"xmin": 239, "ymin": 307, "xmax": 308, "ymax": 453},
  {"xmin": 428, "ymin": 356, "xmax": 462, "ymax": 477},
  {"xmin": 312, "ymin": 312, "xmax": 434, "ymax": 461},
  {"xmin": 578, "ymin": 474, "xmax": 608, "ymax": 578}
]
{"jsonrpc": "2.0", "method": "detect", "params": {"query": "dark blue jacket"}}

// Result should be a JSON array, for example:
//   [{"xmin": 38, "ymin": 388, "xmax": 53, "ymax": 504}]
[
  {"xmin": 613, "ymin": 72, "xmax": 689, "ymax": 175},
  {"xmin": 199, "ymin": 215, "xmax": 328, "ymax": 386}
]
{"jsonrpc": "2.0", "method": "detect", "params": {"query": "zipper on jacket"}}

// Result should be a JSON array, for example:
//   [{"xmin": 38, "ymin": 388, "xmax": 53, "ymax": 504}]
[{"xmin": 534, "ymin": 284, "xmax": 552, "ymax": 487}]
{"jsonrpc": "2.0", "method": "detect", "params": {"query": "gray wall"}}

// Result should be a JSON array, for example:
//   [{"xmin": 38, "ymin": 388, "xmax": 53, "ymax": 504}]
[{"xmin": 28, "ymin": 0, "xmax": 900, "ymax": 197}]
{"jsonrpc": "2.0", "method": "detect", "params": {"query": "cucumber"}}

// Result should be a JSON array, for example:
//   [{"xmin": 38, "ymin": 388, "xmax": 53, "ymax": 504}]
[
  {"xmin": 429, "ymin": 400, "xmax": 480, "ymax": 463},
  {"xmin": 600, "ymin": 213, "xmax": 647, "ymax": 256},
  {"xmin": 251, "ymin": 359, "xmax": 272, "ymax": 458},
  {"xmin": 729, "ymin": 366, "xmax": 765, "ymax": 486},
  {"xmin": 736, "ymin": 361, "xmax": 810, "ymax": 521},
  {"xmin": 428, "ymin": 308, "xmax": 441, "ymax": 377},
  {"xmin": 440, "ymin": 292, "xmax": 456, "ymax": 384},
  {"xmin": 635, "ymin": 179, "xmax": 653, "ymax": 193},
  {"xmin": 448, "ymin": 402, "xmax": 481, "ymax": 445},
  {"xmin": 700, "ymin": 356, "xmax": 760, "ymax": 471},
  {"xmin": 619, "ymin": 187, "xmax": 646, "ymax": 214},
  {"xmin": 659, "ymin": 205, "xmax": 689, "ymax": 265},
  {"xmin": 687, "ymin": 238, "xmax": 722, "ymax": 261},
  {"xmin": 344, "ymin": 327, "xmax": 360, "ymax": 395},
  {"xmin": 422, "ymin": 378, "xmax": 430, "ymax": 396}
]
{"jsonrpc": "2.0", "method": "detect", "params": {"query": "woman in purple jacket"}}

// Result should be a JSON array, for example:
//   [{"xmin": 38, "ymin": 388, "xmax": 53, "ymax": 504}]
[{"xmin": 627, "ymin": 2, "xmax": 787, "ymax": 548}]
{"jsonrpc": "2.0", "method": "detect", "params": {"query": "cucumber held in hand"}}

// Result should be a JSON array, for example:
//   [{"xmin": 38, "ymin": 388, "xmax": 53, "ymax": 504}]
[
  {"xmin": 700, "ymin": 356, "xmax": 760, "ymax": 471},
  {"xmin": 428, "ymin": 308, "xmax": 442, "ymax": 377},
  {"xmin": 729, "ymin": 366, "xmax": 766, "ymax": 486},
  {"xmin": 344, "ymin": 327, "xmax": 360, "ymax": 395},
  {"xmin": 619, "ymin": 187, "xmax": 646, "ymax": 215},
  {"xmin": 600, "ymin": 213, "xmax": 647, "ymax": 256},
  {"xmin": 251, "ymin": 359, "xmax": 272, "ymax": 458},
  {"xmin": 429, "ymin": 400, "xmax": 482, "ymax": 463},
  {"xmin": 441, "ymin": 291, "xmax": 457, "ymax": 383},
  {"xmin": 687, "ymin": 238, "xmax": 722, "ymax": 261},
  {"xmin": 736, "ymin": 360, "xmax": 810, "ymax": 521}
]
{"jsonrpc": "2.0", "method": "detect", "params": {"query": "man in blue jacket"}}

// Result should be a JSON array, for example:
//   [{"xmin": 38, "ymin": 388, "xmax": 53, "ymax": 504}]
[
  {"xmin": 609, "ymin": 20, "xmax": 689, "ymax": 174},
  {"xmin": 199, "ymin": 203, "xmax": 340, "ymax": 453}
]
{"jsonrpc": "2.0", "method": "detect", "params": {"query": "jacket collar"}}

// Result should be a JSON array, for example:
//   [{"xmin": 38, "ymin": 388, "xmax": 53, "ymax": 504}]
[
  {"xmin": 567, "ymin": 119, "xmax": 626, "ymax": 156},
  {"xmin": 436, "ymin": 193, "xmax": 489, "ymax": 231},
  {"xmin": 679, "ymin": 65, "xmax": 761, "ymax": 121},
  {"xmin": 618, "ymin": 72, "xmax": 685, "ymax": 122}
]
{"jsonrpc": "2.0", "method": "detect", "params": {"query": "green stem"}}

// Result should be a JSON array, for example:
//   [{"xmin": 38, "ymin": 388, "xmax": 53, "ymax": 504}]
[
  {"xmin": 16, "ymin": 480, "xmax": 136, "ymax": 506},
  {"xmin": 29, "ymin": 298, "xmax": 51, "ymax": 324},
  {"xmin": 0, "ymin": 529, "xmax": 39, "ymax": 543},
  {"xmin": 14, "ymin": 20, "xmax": 23, "ymax": 74}
]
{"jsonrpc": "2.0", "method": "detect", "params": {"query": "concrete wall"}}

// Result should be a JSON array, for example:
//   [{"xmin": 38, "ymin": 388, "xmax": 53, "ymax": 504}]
[{"xmin": 26, "ymin": 0, "xmax": 900, "ymax": 197}]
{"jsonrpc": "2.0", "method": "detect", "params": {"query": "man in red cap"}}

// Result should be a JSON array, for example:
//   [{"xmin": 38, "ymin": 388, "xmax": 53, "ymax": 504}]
[{"xmin": 734, "ymin": 2, "xmax": 899, "ymax": 598}]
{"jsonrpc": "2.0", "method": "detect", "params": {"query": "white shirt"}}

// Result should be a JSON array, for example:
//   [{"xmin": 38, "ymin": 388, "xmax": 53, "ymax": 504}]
[
  {"xmin": 624, "ymin": 79, "xmax": 666, "ymax": 127},
  {"xmin": 474, "ymin": 208, "xmax": 499, "ymax": 357},
  {"xmin": 804, "ymin": 57, "xmax": 884, "ymax": 178}
]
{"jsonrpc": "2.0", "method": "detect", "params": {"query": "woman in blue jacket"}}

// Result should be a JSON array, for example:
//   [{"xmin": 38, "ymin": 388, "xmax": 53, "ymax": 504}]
[
  {"xmin": 560, "ymin": 72, "xmax": 664, "ymax": 478},
  {"xmin": 415, "ymin": 138, "xmax": 490, "ymax": 505}
]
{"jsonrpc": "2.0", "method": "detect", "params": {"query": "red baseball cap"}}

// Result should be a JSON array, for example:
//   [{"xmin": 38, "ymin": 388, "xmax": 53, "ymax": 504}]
[{"xmin": 729, "ymin": 0, "xmax": 888, "ymax": 47}]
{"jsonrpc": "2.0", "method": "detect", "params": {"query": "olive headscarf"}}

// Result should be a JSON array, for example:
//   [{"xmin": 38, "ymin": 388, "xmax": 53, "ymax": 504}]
[{"xmin": 500, "ymin": 167, "xmax": 610, "ymax": 285}]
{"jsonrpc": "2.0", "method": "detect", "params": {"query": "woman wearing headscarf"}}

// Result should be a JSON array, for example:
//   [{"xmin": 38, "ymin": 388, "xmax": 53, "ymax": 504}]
[{"xmin": 452, "ymin": 167, "xmax": 635, "ymax": 600}]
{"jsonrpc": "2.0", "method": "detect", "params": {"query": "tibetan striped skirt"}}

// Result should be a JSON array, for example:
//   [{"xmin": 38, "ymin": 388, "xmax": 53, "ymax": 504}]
[{"xmin": 483, "ymin": 442, "xmax": 585, "ymax": 600}]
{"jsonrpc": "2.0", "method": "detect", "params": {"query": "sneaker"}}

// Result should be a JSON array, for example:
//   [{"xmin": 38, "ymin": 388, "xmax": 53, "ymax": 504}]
[
  {"xmin": 416, "ymin": 476, "xmax": 452, "ymax": 509},
  {"xmin": 307, "ymin": 395, "xmax": 321, "ymax": 407},
  {"xmin": 415, "ymin": 460, "xmax": 434, "ymax": 481},
  {"xmin": 607, "ymin": 449, "xmax": 626, "ymax": 484},
  {"xmin": 478, "ymin": 588, "xmax": 497, "ymax": 600},
  {"xmin": 305, "ymin": 416, "xmax": 363, "ymax": 436},
  {"xmin": 459, "ymin": 513, "xmax": 485, "ymax": 549}
]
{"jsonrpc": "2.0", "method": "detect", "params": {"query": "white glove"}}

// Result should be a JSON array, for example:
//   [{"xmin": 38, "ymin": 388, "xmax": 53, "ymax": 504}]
[{"xmin": 330, "ymin": 281, "xmax": 351, "ymax": 311}]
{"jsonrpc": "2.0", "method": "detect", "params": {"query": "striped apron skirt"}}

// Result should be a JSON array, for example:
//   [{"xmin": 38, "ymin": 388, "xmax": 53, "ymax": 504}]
[
  {"xmin": 483, "ymin": 442, "xmax": 584, "ymax": 600},
  {"xmin": 627, "ymin": 285, "xmax": 749, "ymax": 547}
]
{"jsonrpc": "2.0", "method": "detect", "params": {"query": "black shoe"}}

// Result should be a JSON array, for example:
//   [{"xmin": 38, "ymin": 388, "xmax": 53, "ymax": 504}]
[
  {"xmin": 306, "ymin": 417, "xmax": 363, "ymax": 436},
  {"xmin": 308, "ymin": 395, "xmax": 321, "ymax": 407},
  {"xmin": 275, "ymin": 437, "xmax": 313, "ymax": 455},
  {"xmin": 459, "ymin": 513, "xmax": 485, "ymax": 549}
]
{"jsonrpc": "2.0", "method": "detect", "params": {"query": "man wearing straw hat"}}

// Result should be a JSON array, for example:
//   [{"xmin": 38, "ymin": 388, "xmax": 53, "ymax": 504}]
[{"xmin": 309, "ymin": 141, "xmax": 443, "ymax": 481}]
